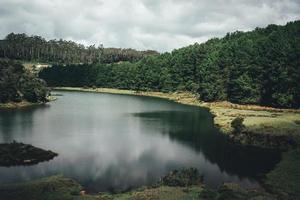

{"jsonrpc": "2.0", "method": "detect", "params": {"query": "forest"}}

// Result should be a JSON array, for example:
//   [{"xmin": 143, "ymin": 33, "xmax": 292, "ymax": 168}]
[
  {"xmin": 0, "ymin": 33, "xmax": 158, "ymax": 64},
  {"xmin": 0, "ymin": 60, "xmax": 49, "ymax": 103},
  {"xmin": 39, "ymin": 21, "xmax": 300, "ymax": 108}
]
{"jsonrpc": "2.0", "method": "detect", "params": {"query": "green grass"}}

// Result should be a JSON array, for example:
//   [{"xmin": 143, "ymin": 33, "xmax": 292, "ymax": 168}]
[
  {"xmin": 264, "ymin": 149, "xmax": 300, "ymax": 200},
  {"xmin": 0, "ymin": 175, "xmax": 83, "ymax": 200},
  {"xmin": 0, "ymin": 175, "xmax": 278, "ymax": 200},
  {"xmin": 211, "ymin": 107, "xmax": 300, "ymax": 148},
  {"xmin": 244, "ymin": 113, "xmax": 300, "ymax": 137},
  {"xmin": 107, "ymin": 184, "xmax": 275, "ymax": 200},
  {"xmin": 214, "ymin": 183, "xmax": 275, "ymax": 200},
  {"xmin": 0, "ymin": 176, "xmax": 205, "ymax": 200},
  {"xmin": 106, "ymin": 186, "xmax": 204, "ymax": 200}
]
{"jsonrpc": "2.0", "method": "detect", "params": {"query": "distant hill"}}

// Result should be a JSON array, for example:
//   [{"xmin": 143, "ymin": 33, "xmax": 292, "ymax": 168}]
[
  {"xmin": 0, "ymin": 33, "xmax": 159, "ymax": 64},
  {"xmin": 39, "ymin": 20, "xmax": 300, "ymax": 108}
]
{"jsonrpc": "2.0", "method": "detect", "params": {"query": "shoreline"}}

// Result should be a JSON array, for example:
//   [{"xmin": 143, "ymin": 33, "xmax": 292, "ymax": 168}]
[
  {"xmin": 51, "ymin": 86, "xmax": 300, "ymax": 199},
  {"xmin": 0, "ymin": 87, "xmax": 298, "ymax": 199},
  {"xmin": 0, "ymin": 101, "xmax": 45, "ymax": 109},
  {"xmin": 54, "ymin": 87, "xmax": 300, "ymax": 149},
  {"xmin": 0, "ymin": 170, "xmax": 278, "ymax": 200},
  {"xmin": 0, "ymin": 96, "xmax": 57, "ymax": 109}
]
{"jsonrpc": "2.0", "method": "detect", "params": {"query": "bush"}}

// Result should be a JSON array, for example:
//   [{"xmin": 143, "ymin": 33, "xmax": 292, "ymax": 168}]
[
  {"xmin": 0, "ymin": 61, "xmax": 49, "ymax": 103},
  {"xmin": 161, "ymin": 168, "xmax": 203, "ymax": 187},
  {"xmin": 231, "ymin": 117, "xmax": 245, "ymax": 134}
]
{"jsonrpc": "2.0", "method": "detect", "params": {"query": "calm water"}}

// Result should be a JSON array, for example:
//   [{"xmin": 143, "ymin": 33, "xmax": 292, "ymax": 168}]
[{"xmin": 0, "ymin": 91, "xmax": 281, "ymax": 192}]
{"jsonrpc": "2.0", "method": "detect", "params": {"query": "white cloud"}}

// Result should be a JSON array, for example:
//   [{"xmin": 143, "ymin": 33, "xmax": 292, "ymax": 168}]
[{"xmin": 0, "ymin": 0, "xmax": 299, "ymax": 52}]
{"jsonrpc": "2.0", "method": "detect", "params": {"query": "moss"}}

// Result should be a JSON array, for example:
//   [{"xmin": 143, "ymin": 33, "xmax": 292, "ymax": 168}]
[{"xmin": 264, "ymin": 149, "xmax": 300, "ymax": 200}]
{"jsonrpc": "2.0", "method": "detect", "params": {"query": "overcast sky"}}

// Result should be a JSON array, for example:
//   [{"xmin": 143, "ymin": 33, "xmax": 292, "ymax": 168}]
[{"xmin": 0, "ymin": 0, "xmax": 299, "ymax": 52}]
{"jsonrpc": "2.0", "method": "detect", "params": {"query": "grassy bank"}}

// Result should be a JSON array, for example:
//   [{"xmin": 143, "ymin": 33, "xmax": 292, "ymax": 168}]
[
  {"xmin": 54, "ymin": 87, "xmax": 300, "ymax": 149},
  {"xmin": 0, "ymin": 175, "xmax": 83, "ymax": 200},
  {"xmin": 0, "ymin": 175, "xmax": 206, "ymax": 200},
  {"xmin": 0, "ymin": 170, "xmax": 276, "ymax": 200}
]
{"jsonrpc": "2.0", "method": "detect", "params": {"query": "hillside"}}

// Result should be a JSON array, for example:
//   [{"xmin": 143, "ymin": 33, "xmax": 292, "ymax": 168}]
[
  {"xmin": 0, "ymin": 33, "xmax": 159, "ymax": 64},
  {"xmin": 39, "ymin": 20, "xmax": 300, "ymax": 108}
]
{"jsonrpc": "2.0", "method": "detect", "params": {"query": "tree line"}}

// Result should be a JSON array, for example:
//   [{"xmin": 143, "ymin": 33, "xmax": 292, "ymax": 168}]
[
  {"xmin": 0, "ymin": 60, "xmax": 49, "ymax": 103},
  {"xmin": 38, "ymin": 20, "xmax": 300, "ymax": 108},
  {"xmin": 0, "ymin": 33, "xmax": 158, "ymax": 64}
]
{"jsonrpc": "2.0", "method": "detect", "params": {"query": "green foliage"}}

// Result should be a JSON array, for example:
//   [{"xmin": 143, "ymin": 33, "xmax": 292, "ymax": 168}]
[
  {"xmin": 231, "ymin": 117, "xmax": 245, "ymax": 134},
  {"xmin": 161, "ymin": 168, "xmax": 203, "ymax": 187},
  {"xmin": 0, "ymin": 175, "xmax": 83, "ymax": 200},
  {"xmin": 0, "ymin": 60, "xmax": 49, "ymax": 103},
  {"xmin": 198, "ymin": 188, "xmax": 218, "ymax": 200},
  {"xmin": 19, "ymin": 73, "xmax": 49, "ymax": 102},
  {"xmin": 39, "ymin": 20, "xmax": 300, "ymax": 108},
  {"xmin": 0, "ymin": 33, "xmax": 158, "ymax": 64}
]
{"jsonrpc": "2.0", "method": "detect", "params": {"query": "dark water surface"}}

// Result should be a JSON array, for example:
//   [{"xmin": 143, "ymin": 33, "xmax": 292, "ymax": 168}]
[{"xmin": 0, "ymin": 91, "xmax": 281, "ymax": 192}]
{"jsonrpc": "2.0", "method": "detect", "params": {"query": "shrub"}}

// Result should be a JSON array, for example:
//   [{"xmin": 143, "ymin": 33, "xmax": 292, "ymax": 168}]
[
  {"xmin": 231, "ymin": 117, "xmax": 245, "ymax": 134},
  {"xmin": 161, "ymin": 168, "xmax": 203, "ymax": 187}
]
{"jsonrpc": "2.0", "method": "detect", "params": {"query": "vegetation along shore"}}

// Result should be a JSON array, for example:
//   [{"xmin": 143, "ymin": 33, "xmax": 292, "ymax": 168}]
[
  {"xmin": 0, "ymin": 167, "xmax": 295, "ymax": 200},
  {"xmin": 0, "ymin": 19, "xmax": 299, "ymax": 200},
  {"xmin": 0, "ymin": 60, "xmax": 52, "ymax": 109},
  {"xmin": 50, "ymin": 87, "xmax": 300, "ymax": 199},
  {"xmin": 54, "ymin": 87, "xmax": 300, "ymax": 150},
  {"xmin": 42, "ymin": 21, "xmax": 300, "ymax": 149}
]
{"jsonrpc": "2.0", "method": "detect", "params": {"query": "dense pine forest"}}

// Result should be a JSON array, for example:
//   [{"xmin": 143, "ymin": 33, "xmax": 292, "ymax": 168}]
[
  {"xmin": 0, "ymin": 33, "xmax": 158, "ymax": 64},
  {"xmin": 0, "ymin": 60, "xmax": 49, "ymax": 103},
  {"xmin": 39, "ymin": 21, "xmax": 300, "ymax": 108},
  {"xmin": 1, "ymin": 21, "xmax": 299, "ymax": 108}
]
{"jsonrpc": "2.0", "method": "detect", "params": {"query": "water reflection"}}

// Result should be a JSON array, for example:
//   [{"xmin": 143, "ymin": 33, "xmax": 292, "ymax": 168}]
[
  {"xmin": 0, "ymin": 105, "xmax": 50, "ymax": 142},
  {"xmin": 134, "ymin": 111, "xmax": 281, "ymax": 180},
  {"xmin": 0, "ymin": 92, "xmax": 281, "ymax": 192}
]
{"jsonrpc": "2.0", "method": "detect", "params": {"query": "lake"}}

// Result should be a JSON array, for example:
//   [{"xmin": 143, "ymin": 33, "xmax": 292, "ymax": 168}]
[{"xmin": 0, "ymin": 91, "xmax": 281, "ymax": 192}]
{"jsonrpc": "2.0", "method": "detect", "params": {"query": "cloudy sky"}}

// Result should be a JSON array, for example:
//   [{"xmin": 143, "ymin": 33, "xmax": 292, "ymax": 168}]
[{"xmin": 0, "ymin": 0, "xmax": 299, "ymax": 52}]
